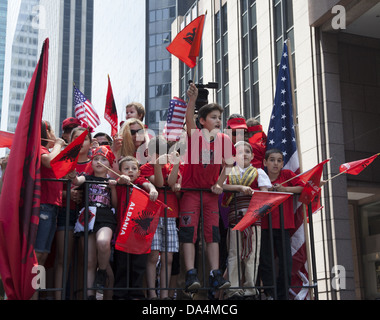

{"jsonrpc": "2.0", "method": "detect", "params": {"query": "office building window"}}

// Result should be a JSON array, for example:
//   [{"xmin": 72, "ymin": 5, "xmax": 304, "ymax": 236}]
[
  {"xmin": 215, "ymin": 3, "xmax": 229, "ymax": 123},
  {"xmin": 273, "ymin": 0, "xmax": 296, "ymax": 107},
  {"xmin": 241, "ymin": 0, "xmax": 259, "ymax": 119}
]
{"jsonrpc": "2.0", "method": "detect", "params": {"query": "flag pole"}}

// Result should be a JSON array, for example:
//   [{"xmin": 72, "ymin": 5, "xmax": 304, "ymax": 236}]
[
  {"xmin": 324, "ymin": 170, "xmax": 347, "ymax": 183},
  {"xmin": 98, "ymin": 162, "xmax": 173, "ymax": 211},
  {"xmin": 287, "ymin": 39, "xmax": 314, "ymax": 300},
  {"xmin": 278, "ymin": 158, "xmax": 332, "ymax": 187},
  {"xmin": 192, "ymin": 11, "xmax": 207, "ymax": 84}
]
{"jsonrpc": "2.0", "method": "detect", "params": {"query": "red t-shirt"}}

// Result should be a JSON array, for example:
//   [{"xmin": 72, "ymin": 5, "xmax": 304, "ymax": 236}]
[
  {"xmin": 181, "ymin": 129, "xmax": 236, "ymax": 189},
  {"xmin": 248, "ymin": 132, "xmax": 267, "ymax": 170},
  {"xmin": 41, "ymin": 146, "xmax": 63, "ymax": 206},
  {"xmin": 261, "ymin": 169, "xmax": 305, "ymax": 230},
  {"xmin": 140, "ymin": 163, "xmax": 179, "ymax": 218}
]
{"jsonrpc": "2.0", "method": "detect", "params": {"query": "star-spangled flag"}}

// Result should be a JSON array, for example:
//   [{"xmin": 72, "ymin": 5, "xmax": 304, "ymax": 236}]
[
  {"xmin": 74, "ymin": 85, "xmax": 101, "ymax": 130},
  {"xmin": 163, "ymin": 97, "xmax": 187, "ymax": 141},
  {"xmin": 266, "ymin": 42, "xmax": 300, "ymax": 174}
]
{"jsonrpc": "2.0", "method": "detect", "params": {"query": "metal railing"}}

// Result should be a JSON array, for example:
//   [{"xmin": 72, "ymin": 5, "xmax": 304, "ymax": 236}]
[{"xmin": 38, "ymin": 178, "xmax": 318, "ymax": 300}]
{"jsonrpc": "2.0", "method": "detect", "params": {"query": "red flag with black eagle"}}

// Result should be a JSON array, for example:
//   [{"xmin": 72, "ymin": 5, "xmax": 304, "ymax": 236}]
[
  {"xmin": 115, "ymin": 187, "xmax": 166, "ymax": 255},
  {"xmin": 233, "ymin": 191, "xmax": 292, "ymax": 232},
  {"xmin": 0, "ymin": 39, "xmax": 49, "ymax": 300},
  {"xmin": 298, "ymin": 159, "xmax": 330, "ymax": 205},
  {"xmin": 166, "ymin": 14, "xmax": 206, "ymax": 68},
  {"xmin": 50, "ymin": 129, "xmax": 88, "ymax": 179},
  {"xmin": 339, "ymin": 153, "xmax": 379, "ymax": 175},
  {"xmin": 104, "ymin": 75, "xmax": 118, "ymax": 137}
]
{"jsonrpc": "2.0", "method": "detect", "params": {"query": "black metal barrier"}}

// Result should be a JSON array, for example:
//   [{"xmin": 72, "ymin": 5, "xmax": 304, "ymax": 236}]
[{"xmin": 39, "ymin": 178, "xmax": 318, "ymax": 300}]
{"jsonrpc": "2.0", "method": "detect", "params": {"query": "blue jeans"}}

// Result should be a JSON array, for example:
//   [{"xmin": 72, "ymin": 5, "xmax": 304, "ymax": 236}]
[{"xmin": 35, "ymin": 204, "xmax": 58, "ymax": 253}]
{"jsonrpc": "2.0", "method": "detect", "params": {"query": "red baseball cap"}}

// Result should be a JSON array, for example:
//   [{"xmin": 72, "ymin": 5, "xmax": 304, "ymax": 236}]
[
  {"xmin": 62, "ymin": 117, "xmax": 81, "ymax": 131},
  {"xmin": 227, "ymin": 118, "xmax": 248, "ymax": 130}
]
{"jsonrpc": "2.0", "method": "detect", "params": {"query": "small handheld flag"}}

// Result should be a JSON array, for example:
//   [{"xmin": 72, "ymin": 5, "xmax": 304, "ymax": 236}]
[
  {"xmin": 339, "ymin": 153, "xmax": 379, "ymax": 175},
  {"xmin": 0, "ymin": 131, "xmax": 14, "ymax": 149},
  {"xmin": 166, "ymin": 14, "xmax": 206, "ymax": 68},
  {"xmin": 50, "ymin": 129, "xmax": 88, "ymax": 179},
  {"xmin": 233, "ymin": 191, "xmax": 292, "ymax": 231},
  {"xmin": 74, "ymin": 84, "xmax": 101, "ymax": 130},
  {"xmin": 104, "ymin": 75, "xmax": 118, "ymax": 137},
  {"xmin": 163, "ymin": 97, "xmax": 187, "ymax": 141}
]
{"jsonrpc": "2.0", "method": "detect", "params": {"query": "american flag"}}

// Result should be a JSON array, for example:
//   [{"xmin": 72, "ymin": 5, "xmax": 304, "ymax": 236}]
[
  {"xmin": 74, "ymin": 85, "xmax": 101, "ymax": 130},
  {"xmin": 267, "ymin": 42, "xmax": 300, "ymax": 174},
  {"xmin": 163, "ymin": 97, "xmax": 187, "ymax": 141},
  {"xmin": 266, "ymin": 42, "xmax": 310, "ymax": 300}
]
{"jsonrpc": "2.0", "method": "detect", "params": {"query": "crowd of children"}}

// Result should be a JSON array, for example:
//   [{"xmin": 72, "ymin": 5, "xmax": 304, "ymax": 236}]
[{"xmin": 0, "ymin": 83, "xmax": 308, "ymax": 301}]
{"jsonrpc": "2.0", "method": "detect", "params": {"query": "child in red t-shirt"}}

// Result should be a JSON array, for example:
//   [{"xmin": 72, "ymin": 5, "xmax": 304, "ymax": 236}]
[
  {"xmin": 140, "ymin": 136, "xmax": 181, "ymax": 300},
  {"xmin": 55, "ymin": 126, "xmax": 93, "ymax": 300},
  {"xmin": 112, "ymin": 155, "xmax": 158, "ymax": 300},
  {"xmin": 260, "ymin": 148, "xmax": 304, "ymax": 300},
  {"xmin": 180, "ymin": 83, "xmax": 235, "ymax": 293},
  {"xmin": 35, "ymin": 121, "xmax": 66, "ymax": 269},
  {"xmin": 246, "ymin": 118, "xmax": 267, "ymax": 170}
]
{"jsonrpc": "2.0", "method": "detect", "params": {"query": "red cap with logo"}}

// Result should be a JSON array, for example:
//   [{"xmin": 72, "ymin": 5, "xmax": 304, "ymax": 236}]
[
  {"xmin": 227, "ymin": 118, "xmax": 248, "ymax": 130},
  {"xmin": 62, "ymin": 117, "xmax": 81, "ymax": 131}
]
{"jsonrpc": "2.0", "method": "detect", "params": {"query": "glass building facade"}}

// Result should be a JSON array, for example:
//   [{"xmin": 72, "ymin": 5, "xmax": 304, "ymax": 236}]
[
  {"xmin": 0, "ymin": 0, "xmax": 7, "ymax": 125},
  {"xmin": 145, "ymin": 0, "xmax": 177, "ymax": 133}
]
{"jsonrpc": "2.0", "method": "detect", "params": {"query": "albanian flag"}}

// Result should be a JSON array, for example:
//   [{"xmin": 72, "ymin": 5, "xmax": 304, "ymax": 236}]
[
  {"xmin": 339, "ymin": 153, "xmax": 379, "ymax": 175},
  {"xmin": 0, "ymin": 131, "xmax": 14, "ymax": 149},
  {"xmin": 298, "ymin": 159, "xmax": 330, "ymax": 205},
  {"xmin": 233, "ymin": 191, "xmax": 292, "ymax": 231},
  {"xmin": 115, "ymin": 187, "xmax": 165, "ymax": 255},
  {"xmin": 166, "ymin": 14, "xmax": 206, "ymax": 68},
  {"xmin": 0, "ymin": 39, "xmax": 49, "ymax": 300},
  {"xmin": 104, "ymin": 75, "xmax": 118, "ymax": 137},
  {"xmin": 50, "ymin": 129, "xmax": 88, "ymax": 179}
]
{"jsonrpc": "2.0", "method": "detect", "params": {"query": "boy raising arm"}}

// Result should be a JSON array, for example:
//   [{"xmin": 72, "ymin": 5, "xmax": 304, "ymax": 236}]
[{"xmin": 179, "ymin": 83, "xmax": 235, "ymax": 293}]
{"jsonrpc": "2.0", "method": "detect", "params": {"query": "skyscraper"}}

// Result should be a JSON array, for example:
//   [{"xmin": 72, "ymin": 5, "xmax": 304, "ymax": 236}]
[
  {"xmin": 0, "ymin": 0, "xmax": 8, "ymax": 126},
  {"xmin": 145, "ymin": 0, "xmax": 177, "ymax": 133},
  {"xmin": 1, "ymin": 0, "xmax": 39, "ymax": 134},
  {"xmin": 39, "ymin": 0, "xmax": 94, "ymax": 135},
  {"xmin": 1, "ymin": 0, "xmax": 94, "ymax": 137}
]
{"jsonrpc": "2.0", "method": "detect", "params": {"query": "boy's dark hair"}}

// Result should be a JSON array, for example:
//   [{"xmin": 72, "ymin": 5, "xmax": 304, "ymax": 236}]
[
  {"xmin": 228, "ymin": 113, "xmax": 245, "ymax": 121},
  {"xmin": 94, "ymin": 132, "xmax": 112, "ymax": 146},
  {"xmin": 71, "ymin": 127, "xmax": 92, "ymax": 143},
  {"xmin": 41, "ymin": 120, "xmax": 51, "ymax": 147},
  {"xmin": 265, "ymin": 148, "xmax": 284, "ymax": 160},
  {"xmin": 198, "ymin": 103, "xmax": 223, "ymax": 121}
]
